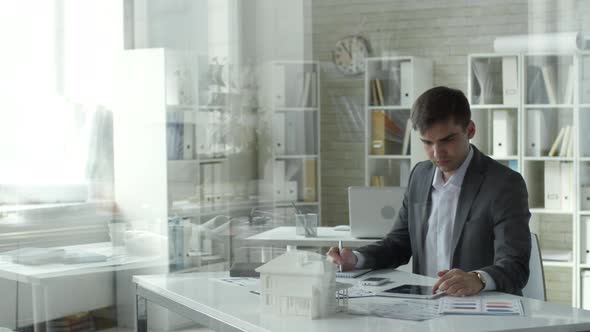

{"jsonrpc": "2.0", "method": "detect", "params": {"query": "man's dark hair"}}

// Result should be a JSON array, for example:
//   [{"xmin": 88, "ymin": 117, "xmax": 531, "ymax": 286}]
[{"xmin": 410, "ymin": 86, "xmax": 471, "ymax": 133}]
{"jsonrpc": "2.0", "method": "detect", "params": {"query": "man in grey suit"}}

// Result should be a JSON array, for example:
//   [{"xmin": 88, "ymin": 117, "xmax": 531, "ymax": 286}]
[{"xmin": 328, "ymin": 86, "xmax": 531, "ymax": 296}]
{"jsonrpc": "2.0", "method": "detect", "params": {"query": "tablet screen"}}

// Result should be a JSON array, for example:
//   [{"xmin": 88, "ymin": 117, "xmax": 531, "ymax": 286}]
[{"xmin": 382, "ymin": 284, "xmax": 433, "ymax": 296}]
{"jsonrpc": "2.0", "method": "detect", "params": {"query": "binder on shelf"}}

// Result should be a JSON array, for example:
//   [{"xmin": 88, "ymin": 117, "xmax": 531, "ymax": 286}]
[
  {"xmin": 302, "ymin": 159, "xmax": 317, "ymax": 202},
  {"xmin": 492, "ymin": 110, "xmax": 515, "ymax": 157},
  {"xmin": 285, "ymin": 181, "xmax": 298, "ymax": 202},
  {"xmin": 544, "ymin": 161, "xmax": 561, "ymax": 210},
  {"xmin": 274, "ymin": 160, "xmax": 286, "ymax": 201},
  {"xmin": 273, "ymin": 113, "xmax": 286, "ymax": 155},
  {"xmin": 183, "ymin": 122, "xmax": 195, "ymax": 160},
  {"xmin": 541, "ymin": 65, "xmax": 557, "ymax": 104},
  {"xmin": 526, "ymin": 65, "xmax": 549, "ymax": 104},
  {"xmin": 273, "ymin": 65, "xmax": 286, "ymax": 107},
  {"xmin": 560, "ymin": 162, "xmax": 573, "ymax": 211},
  {"xmin": 304, "ymin": 112, "xmax": 317, "ymax": 155},
  {"xmin": 502, "ymin": 56, "xmax": 519, "ymax": 106},
  {"xmin": 584, "ymin": 217, "xmax": 590, "ymax": 264},
  {"xmin": 400, "ymin": 61, "xmax": 412, "ymax": 106},
  {"xmin": 284, "ymin": 113, "xmax": 297, "ymax": 154},
  {"xmin": 195, "ymin": 111, "xmax": 208, "ymax": 156},
  {"xmin": 548, "ymin": 127, "xmax": 566, "ymax": 157},
  {"xmin": 371, "ymin": 111, "xmax": 403, "ymax": 155},
  {"xmin": 526, "ymin": 109, "xmax": 548, "ymax": 157},
  {"xmin": 558, "ymin": 126, "xmax": 571, "ymax": 158},
  {"xmin": 581, "ymin": 187, "xmax": 590, "ymax": 210}
]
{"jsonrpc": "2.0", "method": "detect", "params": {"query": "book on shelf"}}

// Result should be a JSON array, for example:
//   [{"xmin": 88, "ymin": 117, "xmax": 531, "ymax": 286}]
[
  {"xmin": 558, "ymin": 126, "xmax": 571, "ymax": 157},
  {"xmin": 401, "ymin": 119, "xmax": 412, "ymax": 155},
  {"xmin": 370, "ymin": 175, "xmax": 386, "ymax": 187},
  {"xmin": 375, "ymin": 78, "xmax": 385, "ymax": 106},
  {"xmin": 541, "ymin": 65, "xmax": 557, "ymax": 104},
  {"xmin": 562, "ymin": 64, "xmax": 575, "ymax": 104},
  {"xmin": 548, "ymin": 126, "xmax": 566, "ymax": 157}
]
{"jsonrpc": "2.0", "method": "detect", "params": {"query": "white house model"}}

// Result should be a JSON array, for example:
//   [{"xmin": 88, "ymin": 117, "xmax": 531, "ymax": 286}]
[{"xmin": 255, "ymin": 250, "xmax": 350, "ymax": 319}]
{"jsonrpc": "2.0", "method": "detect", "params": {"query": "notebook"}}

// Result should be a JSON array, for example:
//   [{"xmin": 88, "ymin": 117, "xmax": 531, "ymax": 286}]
[
  {"xmin": 439, "ymin": 297, "xmax": 524, "ymax": 316},
  {"xmin": 336, "ymin": 268, "xmax": 372, "ymax": 278}
]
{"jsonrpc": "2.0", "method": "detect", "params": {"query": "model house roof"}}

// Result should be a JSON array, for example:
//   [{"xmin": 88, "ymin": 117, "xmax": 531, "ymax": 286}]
[{"xmin": 255, "ymin": 250, "xmax": 336, "ymax": 276}]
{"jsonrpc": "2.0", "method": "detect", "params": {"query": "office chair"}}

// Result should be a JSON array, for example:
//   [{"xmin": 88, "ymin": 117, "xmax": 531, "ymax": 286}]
[{"xmin": 522, "ymin": 232, "xmax": 547, "ymax": 301}]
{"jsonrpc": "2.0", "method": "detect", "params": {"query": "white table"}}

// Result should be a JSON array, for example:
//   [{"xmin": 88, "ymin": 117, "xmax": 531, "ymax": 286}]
[
  {"xmin": 242, "ymin": 226, "xmax": 378, "ymax": 248},
  {"xmin": 0, "ymin": 242, "xmax": 161, "ymax": 332},
  {"xmin": 133, "ymin": 269, "xmax": 590, "ymax": 332}
]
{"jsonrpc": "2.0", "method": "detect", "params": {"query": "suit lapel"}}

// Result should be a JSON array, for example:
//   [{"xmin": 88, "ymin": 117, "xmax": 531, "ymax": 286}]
[{"xmin": 450, "ymin": 147, "xmax": 486, "ymax": 260}]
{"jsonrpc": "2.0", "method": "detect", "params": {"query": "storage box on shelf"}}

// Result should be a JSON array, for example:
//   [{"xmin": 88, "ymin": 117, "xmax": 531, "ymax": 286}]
[{"xmin": 364, "ymin": 56, "xmax": 432, "ymax": 187}]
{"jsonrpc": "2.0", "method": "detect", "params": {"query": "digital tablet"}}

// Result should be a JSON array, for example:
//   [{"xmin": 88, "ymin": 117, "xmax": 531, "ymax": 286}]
[{"xmin": 377, "ymin": 284, "xmax": 445, "ymax": 299}]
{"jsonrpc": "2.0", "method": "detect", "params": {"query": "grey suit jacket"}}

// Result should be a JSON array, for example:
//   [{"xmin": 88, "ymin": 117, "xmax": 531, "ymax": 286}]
[{"xmin": 356, "ymin": 145, "xmax": 531, "ymax": 295}]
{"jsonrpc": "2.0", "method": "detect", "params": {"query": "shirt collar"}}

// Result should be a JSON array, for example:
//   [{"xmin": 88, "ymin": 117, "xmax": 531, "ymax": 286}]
[{"xmin": 432, "ymin": 146, "xmax": 474, "ymax": 190}]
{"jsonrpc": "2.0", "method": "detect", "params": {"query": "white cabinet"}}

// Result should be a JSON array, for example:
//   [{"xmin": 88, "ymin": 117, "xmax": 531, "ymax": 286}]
[
  {"xmin": 363, "ymin": 57, "xmax": 432, "ymax": 187},
  {"xmin": 113, "ymin": 48, "xmax": 231, "ymax": 329},
  {"xmin": 258, "ymin": 61, "xmax": 321, "ymax": 222},
  {"xmin": 468, "ymin": 51, "xmax": 589, "ymax": 307}
]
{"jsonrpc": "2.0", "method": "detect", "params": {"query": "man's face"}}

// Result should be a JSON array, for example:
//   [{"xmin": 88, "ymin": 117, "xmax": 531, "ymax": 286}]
[{"xmin": 419, "ymin": 119, "xmax": 475, "ymax": 175}]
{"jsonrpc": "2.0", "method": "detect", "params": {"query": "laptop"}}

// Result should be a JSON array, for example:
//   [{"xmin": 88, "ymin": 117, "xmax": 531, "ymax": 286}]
[{"xmin": 348, "ymin": 186, "xmax": 405, "ymax": 239}]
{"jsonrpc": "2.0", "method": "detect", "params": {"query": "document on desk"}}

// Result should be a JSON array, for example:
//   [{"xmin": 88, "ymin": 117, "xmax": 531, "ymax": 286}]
[
  {"xmin": 439, "ymin": 297, "xmax": 524, "ymax": 316},
  {"xmin": 215, "ymin": 277, "xmax": 260, "ymax": 288},
  {"xmin": 337, "ymin": 284, "xmax": 375, "ymax": 298},
  {"xmin": 347, "ymin": 299, "xmax": 441, "ymax": 321}
]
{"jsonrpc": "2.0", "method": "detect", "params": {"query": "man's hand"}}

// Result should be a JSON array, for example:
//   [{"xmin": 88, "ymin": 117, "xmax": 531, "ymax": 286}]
[
  {"xmin": 432, "ymin": 269, "xmax": 485, "ymax": 297},
  {"xmin": 326, "ymin": 246, "xmax": 358, "ymax": 271}
]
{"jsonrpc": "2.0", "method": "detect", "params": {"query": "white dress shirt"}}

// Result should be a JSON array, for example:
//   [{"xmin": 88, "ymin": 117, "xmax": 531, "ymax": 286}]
[{"xmin": 354, "ymin": 146, "xmax": 496, "ymax": 291}]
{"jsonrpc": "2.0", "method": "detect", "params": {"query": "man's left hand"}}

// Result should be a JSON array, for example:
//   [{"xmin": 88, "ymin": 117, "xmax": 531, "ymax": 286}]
[{"xmin": 432, "ymin": 268, "xmax": 484, "ymax": 296}]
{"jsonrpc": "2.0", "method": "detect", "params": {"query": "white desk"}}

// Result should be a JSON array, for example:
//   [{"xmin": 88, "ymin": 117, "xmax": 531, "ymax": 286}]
[
  {"xmin": 133, "ymin": 269, "xmax": 590, "ymax": 332},
  {"xmin": 242, "ymin": 226, "xmax": 377, "ymax": 248},
  {"xmin": 0, "ymin": 242, "xmax": 161, "ymax": 331}
]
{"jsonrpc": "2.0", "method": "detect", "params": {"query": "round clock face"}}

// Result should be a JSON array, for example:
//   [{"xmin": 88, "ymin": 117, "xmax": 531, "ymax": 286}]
[{"xmin": 332, "ymin": 35, "xmax": 370, "ymax": 75}]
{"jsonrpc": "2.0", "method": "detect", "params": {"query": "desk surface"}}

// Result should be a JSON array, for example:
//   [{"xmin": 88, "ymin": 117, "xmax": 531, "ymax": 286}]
[
  {"xmin": 0, "ymin": 242, "xmax": 162, "ymax": 284},
  {"xmin": 134, "ymin": 269, "xmax": 590, "ymax": 332},
  {"xmin": 243, "ymin": 226, "xmax": 378, "ymax": 248}
]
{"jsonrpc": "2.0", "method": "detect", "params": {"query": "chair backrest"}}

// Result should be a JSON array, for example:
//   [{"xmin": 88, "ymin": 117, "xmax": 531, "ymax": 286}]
[{"xmin": 522, "ymin": 232, "xmax": 546, "ymax": 301}]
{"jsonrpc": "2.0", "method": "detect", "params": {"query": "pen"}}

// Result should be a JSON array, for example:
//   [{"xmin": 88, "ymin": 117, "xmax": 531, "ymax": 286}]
[{"xmin": 338, "ymin": 240, "xmax": 343, "ymax": 272}]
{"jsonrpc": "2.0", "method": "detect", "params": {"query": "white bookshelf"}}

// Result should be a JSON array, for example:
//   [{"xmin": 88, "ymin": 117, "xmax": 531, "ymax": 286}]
[
  {"xmin": 363, "ymin": 56, "xmax": 433, "ymax": 187},
  {"xmin": 258, "ymin": 60, "xmax": 322, "ymax": 223},
  {"xmin": 468, "ymin": 51, "xmax": 589, "ymax": 307}
]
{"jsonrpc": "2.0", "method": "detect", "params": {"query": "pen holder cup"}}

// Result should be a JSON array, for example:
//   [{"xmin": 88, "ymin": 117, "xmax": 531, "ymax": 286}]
[
  {"xmin": 295, "ymin": 214, "xmax": 306, "ymax": 236},
  {"xmin": 304, "ymin": 213, "xmax": 318, "ymax": 238}
]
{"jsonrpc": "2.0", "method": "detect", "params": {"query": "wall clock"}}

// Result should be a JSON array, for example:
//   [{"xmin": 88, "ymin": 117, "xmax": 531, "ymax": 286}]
[{"xmin": 332, "ymin": 35, "xmax": 370, "ymax": 75}]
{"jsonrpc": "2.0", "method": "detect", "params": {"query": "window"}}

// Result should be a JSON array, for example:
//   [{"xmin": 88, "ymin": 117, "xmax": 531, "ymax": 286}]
[{"xmin": 0, "ymin": 1, "xmax": 122, "ymax": 204}]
